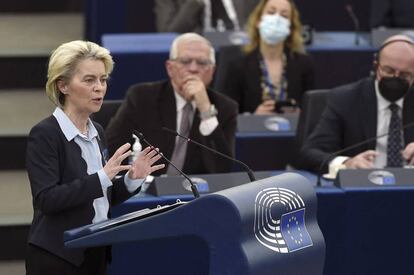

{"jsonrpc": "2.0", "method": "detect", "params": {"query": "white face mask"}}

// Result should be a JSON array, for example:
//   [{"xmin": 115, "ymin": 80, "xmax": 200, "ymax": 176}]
[{"xmin": 258, "ymin": 14, "xmax": 291, "ymax": 45}]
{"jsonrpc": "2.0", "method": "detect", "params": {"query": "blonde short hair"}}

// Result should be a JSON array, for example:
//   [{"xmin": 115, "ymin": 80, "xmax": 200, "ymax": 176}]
[
  {"xmin": 46, "ymin": 40, "xmax": 114, "ymax": 107},
  {"xmin": 169, "ymin": 33, "xmax": 216, "ymax": 65}
]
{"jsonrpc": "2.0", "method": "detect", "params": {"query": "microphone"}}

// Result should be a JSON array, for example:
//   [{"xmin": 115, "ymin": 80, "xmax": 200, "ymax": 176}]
[
  {"xmin": 345, "ymin": 4, "xmax": 360, "ymax": 46},
  {"xmin": 162, "ymin": 127, "xmax": 256, "ymax": 182},
  {"xmin": 132, "ymin": 130, "xmax": 200, "ymax": 198},
  {"xmin": 316, "ymin": 120, "xmax": 414, "ymax": 186}
]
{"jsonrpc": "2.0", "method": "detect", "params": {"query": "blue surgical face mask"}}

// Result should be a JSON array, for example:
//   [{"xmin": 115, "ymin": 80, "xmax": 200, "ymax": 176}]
[{"xmin": 258, "ymin": 14, "xmax": 291, "ymax": 45}]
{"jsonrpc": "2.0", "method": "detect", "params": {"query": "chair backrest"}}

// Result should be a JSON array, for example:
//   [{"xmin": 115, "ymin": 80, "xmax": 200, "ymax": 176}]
[
  {"xmin": 295, "ymin": 89, "xmax": 330, "ymax": 147},
  {"xmin": 91, "ymin": 100, "xmax": 123, "ymax": 130},
  {"xmin": 213, "ymin": 45, "xmax": 243, "ymax": 92}
]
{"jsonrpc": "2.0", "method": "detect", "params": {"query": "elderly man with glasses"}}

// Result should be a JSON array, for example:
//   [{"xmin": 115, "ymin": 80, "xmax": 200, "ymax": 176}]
[
  {"xmin": 106, "ymin": 33, "xmax": 238, "ymax": 175},
  {"xmin": 297, "ymin": 34, "xmax": 414, "ymax": 173}
]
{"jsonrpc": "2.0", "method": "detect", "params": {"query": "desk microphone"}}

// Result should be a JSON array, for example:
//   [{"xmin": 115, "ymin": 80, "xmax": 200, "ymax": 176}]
[
  {"xmin": 316, "ymin": 120, "xmax": 414, "ymax": 186},
  {"xmin": 162, "ymin": 127, "xmax": 256, "ymax": 182},
  {"xmin": 345, "ymin": 4, "xmax": 360, "ymax": 46},
  {"xmin": 133, "ymin": 130, "xmax": 200, "ymax": 198}
]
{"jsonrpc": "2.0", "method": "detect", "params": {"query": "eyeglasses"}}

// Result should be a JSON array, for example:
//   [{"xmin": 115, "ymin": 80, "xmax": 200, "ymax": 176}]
[
  {"xmin": 172, "ymin": 57, "xmax": 213, "ymax": 68},
  {"xmin": 378, "ymin": 64, "xmax": 414, "ymax": 82}
]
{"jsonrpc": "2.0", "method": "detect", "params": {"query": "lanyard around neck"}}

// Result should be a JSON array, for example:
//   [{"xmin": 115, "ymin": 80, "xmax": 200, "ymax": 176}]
[{"xmin": 259, "ymin": 53, "xmax": 288, "ymax": 101}]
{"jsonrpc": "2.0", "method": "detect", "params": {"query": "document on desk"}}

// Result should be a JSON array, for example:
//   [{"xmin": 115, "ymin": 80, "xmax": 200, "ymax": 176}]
[
  {"xmin": 64, "ymin": 201, "xmax": 188, "ymax": 241},
  {"xmin": 94, "ymin": 201, "xmax": 187, "ymax": 231}
]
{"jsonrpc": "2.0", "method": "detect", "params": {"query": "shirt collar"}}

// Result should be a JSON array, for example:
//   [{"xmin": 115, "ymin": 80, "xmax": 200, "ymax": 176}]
[
  {"xmin": 53, "ymin": 107, "xmax": 99, "ymax": 141},
  {"xmin": 173, "ymin": 90, "xmax": 196, "ymax": 112},
  {"xmin": 375, "ymin": 80, "xmax": 404, "ymax": 111}
]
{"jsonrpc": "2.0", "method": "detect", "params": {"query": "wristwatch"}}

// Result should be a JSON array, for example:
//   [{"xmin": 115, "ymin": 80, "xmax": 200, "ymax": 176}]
[{"xmin": 199, "ymin": 104, "xmax": 218, "ymax": 120}]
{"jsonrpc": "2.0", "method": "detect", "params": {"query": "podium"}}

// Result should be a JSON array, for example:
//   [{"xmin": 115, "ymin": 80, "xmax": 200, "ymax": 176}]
[{"xmin": 65, "ymin": 173, "xmax": 325, "ymax": 275}]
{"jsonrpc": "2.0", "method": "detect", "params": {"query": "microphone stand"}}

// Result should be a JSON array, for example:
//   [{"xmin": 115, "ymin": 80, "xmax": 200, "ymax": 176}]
[
  {"xmin": 345, "ymin": 4, "xmax": 360, "ymax": 46},
  {"xmin": 133, "ymin": 130, "xmax": 200, "ymax": 198},
  {"xmin": 162, "ymin": 127, "xmax": 256, "ymax": 182}
]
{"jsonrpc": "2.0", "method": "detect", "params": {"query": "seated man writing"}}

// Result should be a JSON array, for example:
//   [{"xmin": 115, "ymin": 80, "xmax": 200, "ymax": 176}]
[{"xmin": 298, "ymin": 35, "xmax": 414, "ymax": 173}]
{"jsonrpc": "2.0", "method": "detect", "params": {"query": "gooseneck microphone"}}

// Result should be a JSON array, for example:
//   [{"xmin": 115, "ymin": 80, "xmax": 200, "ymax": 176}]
[
  {"xmin": 162, "ymin": 127, "xmax": 256, "ymax": 182},
  {"xmin": 133, "ymin": 130, "xmax": 200, "ymax": 198},
  {"xmin": 345, "ymin": 4, "xmax": 360, "ymax": 46},
  {"xmin": 316, "ymin": 120, "xmax": 414, "ymax": 186}
]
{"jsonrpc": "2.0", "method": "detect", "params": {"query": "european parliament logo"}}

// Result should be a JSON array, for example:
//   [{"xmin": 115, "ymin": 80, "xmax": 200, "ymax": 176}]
[
  {"xmin": 368, "ymin": 170, "xmax": 396, "ymax": 185},
  {"xmin": 254, "ymin": 187, "xmax": 313, "ymax": 253}
]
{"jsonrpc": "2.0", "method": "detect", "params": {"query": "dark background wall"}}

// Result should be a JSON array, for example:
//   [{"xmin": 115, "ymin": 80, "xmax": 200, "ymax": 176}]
[
  {"xmin": 85, "ymin": 0, "xmax": 372, "ymax": 43},
  {"xmin": 296, "ymin": 0, "xmax": 371, "ymax": 31}
]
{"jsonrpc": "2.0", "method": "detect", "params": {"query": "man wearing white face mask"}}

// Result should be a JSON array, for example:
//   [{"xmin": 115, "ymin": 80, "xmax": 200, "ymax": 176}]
[{"xmin": 222, "ymin": 0, "xmax": 315, "ymax": 114}]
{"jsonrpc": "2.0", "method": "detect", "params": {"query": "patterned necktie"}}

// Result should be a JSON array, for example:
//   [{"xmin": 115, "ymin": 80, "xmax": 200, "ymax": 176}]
[
  {"xmin": 387, "ymin": 103, "xmax": 403, "ymax": 167},
  {"xmin": 167, "ymin": 102, "xmax": 193, "ymax": 175}
]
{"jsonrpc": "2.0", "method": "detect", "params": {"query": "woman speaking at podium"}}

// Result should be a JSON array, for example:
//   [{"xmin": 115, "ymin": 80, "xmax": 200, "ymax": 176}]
[{"xmin": 25, "ymin": 40, "xmax": 164, "ymax": 275}]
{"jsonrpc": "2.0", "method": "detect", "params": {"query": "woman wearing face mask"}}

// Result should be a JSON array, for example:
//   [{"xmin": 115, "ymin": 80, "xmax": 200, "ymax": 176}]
[{"xmin": 221, "ymin": 0, "xmax": 315, "ymax": 114}]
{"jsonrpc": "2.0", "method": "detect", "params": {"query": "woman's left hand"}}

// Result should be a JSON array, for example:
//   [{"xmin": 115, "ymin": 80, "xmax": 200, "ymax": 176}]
[{"xmin": 128, "ymin": 146, "xmax": 165, "ymax": 179}]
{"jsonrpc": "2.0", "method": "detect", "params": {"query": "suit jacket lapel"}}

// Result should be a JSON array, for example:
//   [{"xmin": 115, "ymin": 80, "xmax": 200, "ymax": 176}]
[
  {"xmin": 96, "ymin": 135, "xmax": 108, "ymax": 166},
  {"xmin": 247, "ymin": 50, "xmax": 263, "ymax": 109},
  {"xmin": 230, "ymin": 0, "xmax": 243, "ymax": 27},
  {"xmin": 361, "ymin": 79, "xmax": 377, "ymax": 150},
  {"xmin": 403, "ymin": 89, "xmax": 414, "ymax": 145},
  {"xmin": 160, "ymin": 82, "xmax": 178, "ymax": 158},
  {"xmin": 94, "ymin": 131, "xmax": 112, "ymax": 204}
]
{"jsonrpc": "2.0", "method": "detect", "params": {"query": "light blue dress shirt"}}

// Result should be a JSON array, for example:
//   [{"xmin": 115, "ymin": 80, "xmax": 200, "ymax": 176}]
[{"xmin": 53, "ymin": 108, "xmax": 144, "ymax": 223}]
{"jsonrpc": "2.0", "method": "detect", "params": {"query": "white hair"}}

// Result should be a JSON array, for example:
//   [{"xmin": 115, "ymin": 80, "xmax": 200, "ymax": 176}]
[{"xmin": 169, "ymin": 33, "xmax": 216, "ymax": 65}]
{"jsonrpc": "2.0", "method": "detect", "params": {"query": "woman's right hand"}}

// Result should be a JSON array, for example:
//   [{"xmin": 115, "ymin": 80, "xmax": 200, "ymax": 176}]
[
  {"xmin": 254, "ymin": 99, "xmax": 275, "ymax": 114},
  {"xmin": 103, "ymin": 143, "xmax": 132, "ymax": 180}
]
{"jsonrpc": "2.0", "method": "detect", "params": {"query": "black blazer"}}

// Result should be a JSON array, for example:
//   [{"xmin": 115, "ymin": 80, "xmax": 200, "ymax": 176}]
[
  {"xmin": 154, "ymin": 0, "xmax": 259, "ymax": 33},
  {"xmin": 297, "ymin": 77, "xmax": 414, "ymax": 173},
  {"xmin": 26, "ymin": 116, "xmax": 138, "ymax": 266},
  {"xmin": 370, "ymin": 0, "xmax": 414, "ymax": 28},
  {"xmin": 105, "ymin": 80, "xmax": 238, "ymax": 175},
  {"xmin": 222, "ymin": 48, "xmax": 315, "ymax": 113}
]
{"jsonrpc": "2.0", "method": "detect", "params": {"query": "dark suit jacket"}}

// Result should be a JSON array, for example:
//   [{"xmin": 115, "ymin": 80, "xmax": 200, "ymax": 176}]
[
  {"xmin": 26, "ymin": 116, "xmax": 138, "ymax": 266},
  {"xmin": 105, "ymin": 80, "xmax": 238, "ymax": 175},
  {"xmin": 297, "ymin": 77, "xmax": 414, "ymax": 173},
  {"xmin": 370, "ymin": 0, "xmax": 414, "ymax": 28},
  {"xmin": 221, "ymin": 49, "xmax": 315, "ymax": 113},
  {"xmin": 154, "ymin": 0, "xmax": 259, "ymax": 33}
]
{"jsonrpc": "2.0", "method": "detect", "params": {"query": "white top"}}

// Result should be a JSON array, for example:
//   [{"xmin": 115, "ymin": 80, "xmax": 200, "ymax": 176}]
[
  {"xmin": 53, "ymin": 107, "xmax": 144, "ymax": 223},
  {"xmin": 173, "ymin": 91, "xmax": 218, "ymax": 137}
]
